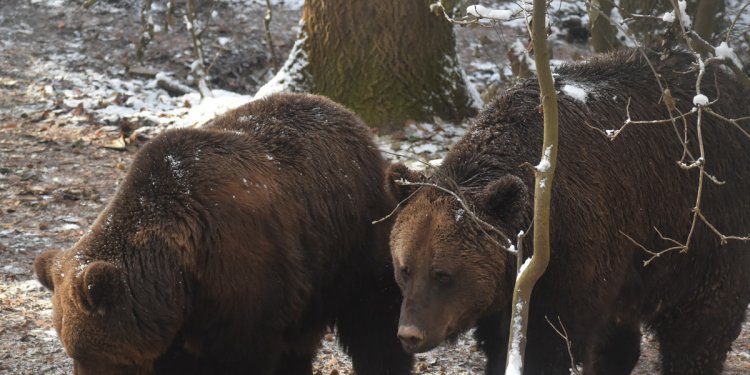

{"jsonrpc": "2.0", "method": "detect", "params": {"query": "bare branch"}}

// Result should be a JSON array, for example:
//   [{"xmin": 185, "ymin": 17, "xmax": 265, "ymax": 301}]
[
  {"xmin": 263, "ymin": 0, "xmax": 279, "ymax": 72},
  {"xmin": 704, "ymin": 108, "xmax": 750, "ymax": 140},
  {"xmin": 395, "ymin": 180, "xmax": 513, "ymax": 253},
  {"xmin": 371, "ymin": 188, "xmax": 420, "ymax": 225},
  {"xmin": 186, "ymin": 0, "xmax": 212, "ymax": 97},
  {"xmin": 695, "ymin": 210, "xmax": 750, "ymax": 245},
  {"xmin": 544, "ymin": 316, "xmax": 580, "ymax": 375},
  {"xmin": 378, "ymin": 148, "xmax": 438, "ymax": 171},
  {"xmin": 619, "ymin": 230, "xmax": 685, "ymax": 266},
  {"xmin": 726, "ymin": 2, "xmax": 750, "ymax": 44}
]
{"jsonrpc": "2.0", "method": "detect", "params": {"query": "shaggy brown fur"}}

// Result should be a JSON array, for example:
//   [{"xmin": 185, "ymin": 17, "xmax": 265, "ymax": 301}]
[
  {"xmin": 387, "ymin": 49, "xmax": 750, "ymax": 375},
  {"xmin": 34, "ymin": 93, "xmax": 413, "ymax": 374}
]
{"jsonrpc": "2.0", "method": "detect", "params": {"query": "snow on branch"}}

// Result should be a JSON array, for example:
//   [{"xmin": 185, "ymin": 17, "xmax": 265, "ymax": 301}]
[
  {"xmin": 466, "ymin": 5, "xmax": 512, "ymax": 21},
  {"xmin": 429, "ymin": 1, "xmax": 519, "ymax": 26}
]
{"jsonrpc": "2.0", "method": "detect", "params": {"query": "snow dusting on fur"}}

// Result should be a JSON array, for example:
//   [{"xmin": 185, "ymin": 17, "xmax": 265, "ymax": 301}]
[{"xmin": 561, "ymin": 84, "xmax": 589, "ymax": 103}]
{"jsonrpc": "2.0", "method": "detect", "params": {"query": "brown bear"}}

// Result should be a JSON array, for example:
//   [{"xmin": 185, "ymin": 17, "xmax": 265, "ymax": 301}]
[
  {"xmin": 34, "ymin": 93, "xmax": 413, "ymax": 374},
  {"xmin": 386, "ymin": 49, "xmax": 750, "ymax": 375}
]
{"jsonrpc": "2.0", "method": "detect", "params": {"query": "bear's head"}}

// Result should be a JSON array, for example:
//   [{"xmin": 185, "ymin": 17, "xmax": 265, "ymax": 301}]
[
  {"xmin": 34, "ymin": 224, "xmax": 190, "ymax": 374},
  {"xmin": 385, "ymin": 163, "xmax": 530, "ymax": 353}
]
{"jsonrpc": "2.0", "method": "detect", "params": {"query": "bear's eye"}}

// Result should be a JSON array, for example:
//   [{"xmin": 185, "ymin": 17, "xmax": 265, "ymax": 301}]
[{"xmin": 433, "ymin": 271, "xmax": 452, "ymax": 286}]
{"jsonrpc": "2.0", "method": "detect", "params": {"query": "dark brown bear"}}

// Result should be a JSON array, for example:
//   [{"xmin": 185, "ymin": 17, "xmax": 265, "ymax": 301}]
[
  {"xmin": 34, "ymin": 93, "xmax": 413, "ymax": 374},
  {"xmin": 387, "ymin": 50, "xmax": 750, "ymax": 375}
]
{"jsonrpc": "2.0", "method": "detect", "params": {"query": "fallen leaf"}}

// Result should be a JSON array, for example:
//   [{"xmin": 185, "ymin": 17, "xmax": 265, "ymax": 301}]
[
  {"xmin": 102, "ymin": 136, "xmax": 127, "ymax": 150},
  {"xmin": 71, "ymin": 103, "xmax": 85, "ymax": 117}
]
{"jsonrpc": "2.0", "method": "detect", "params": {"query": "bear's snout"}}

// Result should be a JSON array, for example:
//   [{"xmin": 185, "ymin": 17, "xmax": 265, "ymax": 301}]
[{"xmin": 397, "ymin": 325, "xmax": 426, "ymax": 353}]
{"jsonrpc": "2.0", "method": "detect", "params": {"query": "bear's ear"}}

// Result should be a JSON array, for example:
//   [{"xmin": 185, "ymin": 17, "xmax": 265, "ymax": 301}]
[
  {"xmin": 34, "ymin": 249, "xmax": 61, "ymax": 291},
  {"xmin": 385, "ymin": 163, "xmax": 426, "ymax": 202},
  {"xmin": 76, "ymin": 261, "xmax": 124, "ymax": 315},
  {"xmin": 477, "ymin": 174, "xmax": 530, "ymax": 229}
]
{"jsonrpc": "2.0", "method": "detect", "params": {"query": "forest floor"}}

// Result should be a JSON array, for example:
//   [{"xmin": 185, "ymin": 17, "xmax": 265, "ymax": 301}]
[{"xmin": 1, "ymin": 0, "xmax": 749, "ymax": 374}]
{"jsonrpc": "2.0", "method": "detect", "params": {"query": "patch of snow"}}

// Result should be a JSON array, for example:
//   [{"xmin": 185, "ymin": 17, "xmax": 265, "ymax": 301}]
[
  {"xmin": 269, "ymin": 0, "xmax": 304, "ymax": 10},
  {"xmin": 535, "ymin": 145, "xmax": 553, "ymax": 172},
  {"xmin": 561, "ymin": 84, "xmax": 588, "ymax": 103},
  {"xmin": 254, "ymin": 32, "xmax": 309, "ymax": 99},
  {"xmin": 412, "ymin": 143, "xmax": 439, "ymax": 154},
  {"xmin": 609, "ymin": 7, "xmax": 632, "ymax": 47},
  {"xmin": 505, "ymin": 298, "xmax": 525, "ymax": 375},
  {"xmin": 460, "ymin": 64, "xmax": 484, "ymax": 111},
  {"xmin": 662, "ymin": 11, "xmax": 675, "ymax": 23},
  {"xmin": 715, "ymin": 41, "xmax": 744, "ymax": 69},
  {"xmin": 3, "ymin": 265, "xmax": 26, "ymax": 275},
  {"xmin": 30, "ymin": 0, "xmax": 64, "ymax": 7},
  {"xmin": 511, "ymin": 40, "xmax": 536, "ymax": 73},
  {"xmin": 155, "ymin": 72, "xmax": 197, "ymax": 95},
  {"xmin": 55, "ymin": 223, "xmax": 81, "ymax": 232},
  {"xmin": 177, "ymin": 89, "xmax": 253, "ymax": 128},
  {"xmin": 466, "ymin": 5, "xmax": 513, "ymax": 21},
  {"xmin": 677, "ymin": 0, "xmax": 692, "ymax": 29},
  {"xmin": 217, "ymin": 36, "xmax": 232, "ymax": 46},
  {"xmin": 44, "ymin": 329, "xmax": 58, "ymax": 339}
]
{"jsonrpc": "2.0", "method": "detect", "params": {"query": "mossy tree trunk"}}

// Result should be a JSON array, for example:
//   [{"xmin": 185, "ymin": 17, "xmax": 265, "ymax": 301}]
[{"xmin": 258, "ymin": 0, "xmax": 479, "ymax": 131}]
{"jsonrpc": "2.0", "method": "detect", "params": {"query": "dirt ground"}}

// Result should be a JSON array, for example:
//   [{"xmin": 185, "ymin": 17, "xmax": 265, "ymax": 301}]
[{"xmin": 1, "ymin": 0, "xmax": 748, "ymax": 374}]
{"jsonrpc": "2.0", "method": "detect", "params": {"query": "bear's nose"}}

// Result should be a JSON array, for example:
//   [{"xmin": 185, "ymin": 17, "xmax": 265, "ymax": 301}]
[{"xmin": 398, "ymin": 325, "xmax": 425, "ymax": 350}]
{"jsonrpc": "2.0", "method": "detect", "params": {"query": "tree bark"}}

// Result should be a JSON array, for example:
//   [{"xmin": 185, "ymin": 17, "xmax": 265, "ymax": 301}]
[
  {"xmin": 693, "ymin": 0, "xmax": 724, "ymax": 44},
  {"xmin": 588, "ymin": 0, "xmax": 622, "ymax": 52},
  {"xmin": 258, "ymin": 0, "xmax": 479, "ymax": 131}
]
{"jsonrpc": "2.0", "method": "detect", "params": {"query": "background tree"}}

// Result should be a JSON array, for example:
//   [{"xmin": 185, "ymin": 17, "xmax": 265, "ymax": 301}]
[
  {"xmin": 256, "ymin": 0, "xmax": 480, "ymax": 131},
  {"xmin": 589, "ymin": 0, "xmax": 623, "ymax": 52}
]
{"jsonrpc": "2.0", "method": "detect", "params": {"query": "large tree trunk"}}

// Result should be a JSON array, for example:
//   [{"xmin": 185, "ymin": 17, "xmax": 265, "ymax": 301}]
[{"xmin": 256, "ymin": 0, "xmax": 479, "ymax": 131}]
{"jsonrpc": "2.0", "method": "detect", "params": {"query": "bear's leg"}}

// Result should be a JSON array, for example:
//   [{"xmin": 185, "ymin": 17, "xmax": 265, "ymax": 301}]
[
  {"xmin": 474, "ymin": 311, "xmax": 509, "ymax": 375},
  {"xmin": 653, "ymin": 291, "xmax": 747, "ymax": 374},
  {"xmin": 587, "ymin": 319, "xmax": 641, "ymax": 375},
  {"xmin": 336, "ymin": 286, "xmax": 414, "ymax": 375}
]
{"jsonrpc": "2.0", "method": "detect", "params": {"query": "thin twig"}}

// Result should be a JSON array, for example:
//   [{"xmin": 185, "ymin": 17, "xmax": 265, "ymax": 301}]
[
  {"xmin": 695, "ymin": 210, "xmax": 750, "ymax": 245},
  {"xmin": 263, "ymin": 0, "xmax": 279, "ymax": 72},
  {"xmin": 371, "ymin": 188, "xmax": 420, "ymax": 225},
  {"xmin": 396, "ymin": 180, "xmax": 514, "ymax": 254},
  {"xmin": 186, "ymin": 0, "xmax": 212, "ymax": 97},
  {"xmin": 725, "ymin": 1, "xmax": 750, "ymax": 44},
  {"xmin": 544, "ymin": 316, "xmax": 580, "ymax": 375},
  {"xmin": 620, "ymin": 230, "xmax": 685, "ymax": 266}
]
